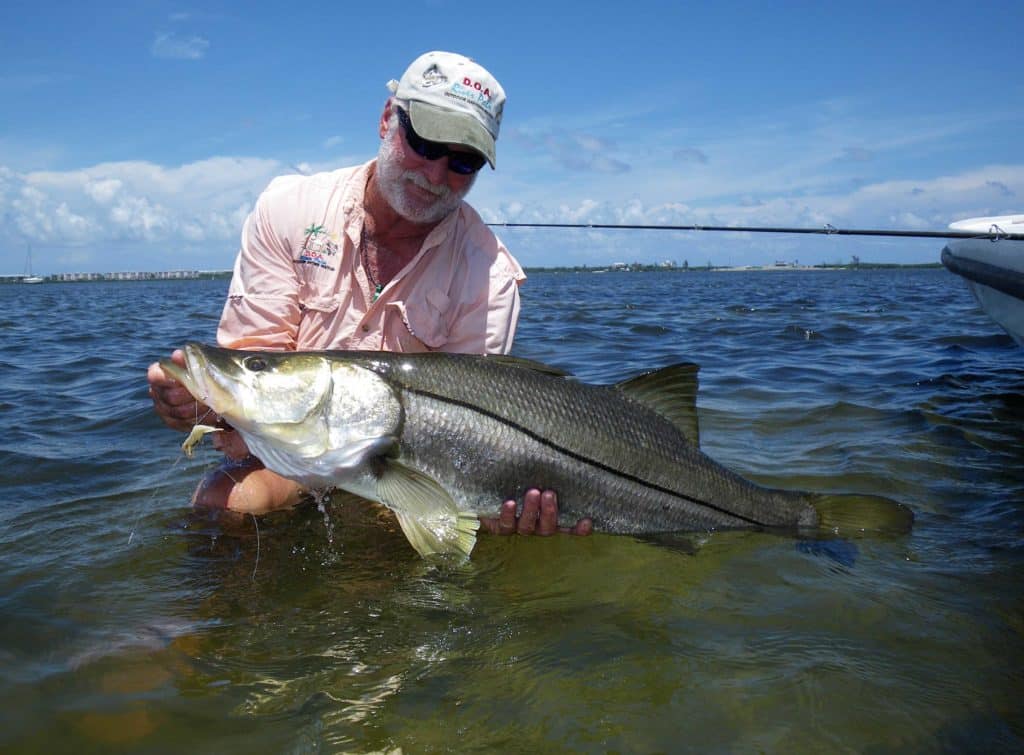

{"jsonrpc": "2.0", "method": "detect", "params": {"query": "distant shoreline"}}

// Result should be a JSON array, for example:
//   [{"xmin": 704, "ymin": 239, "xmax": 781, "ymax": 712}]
[
  {"xmin": 522, "ymin": 262, "xmax": 943, "ymax": 274},
  {"xmin": 1, "ymin": 262, "xmax": 943, "ymax": 284},
  {"xmin": 0, "ymin": 270, "xmax": 233, "ymax": 284}
]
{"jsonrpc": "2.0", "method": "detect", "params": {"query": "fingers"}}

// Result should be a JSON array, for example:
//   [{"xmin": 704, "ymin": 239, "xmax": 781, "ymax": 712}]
[
  {"xmin": 517, "ymin": 488, "xmax": 543, "ymax": 534},
  {"xmin": 536, "ymin": 490, "xmax": 590, "ymax": 536},
  {"xmin": 480, "ymin": 489, "xmax": 592, "ymax": 537},
  {"xmin": 145, "ymin": 350, "xmax": 185, "ymax": 388},
  {"xmin": 568, "ymin": 517, "xmax": 594, "ymax": 536},
  {"xmin": 210, "ymin": 429, "xmax": 251, "ymax": 460},
  {"xmin": 148, "ymin": 352, "xmax": 213, "ymax": 431},
  {"xmin": 535, "ymin": 489, "xmax": 558, "ymax": 536},
  {"xmin": 149, "ymin": 379, "xmax": 196, "ymax": 411},
  {"xmin": 150, "ymin": 388, "xmax": 210, "ymax": 430},
  {"xmin": 477, "ymin": 500, "xmax": 516, "ymax": 535},
  {"xmin": 498, "ymin": 500, "xmax": 517, "ymax": 535}
]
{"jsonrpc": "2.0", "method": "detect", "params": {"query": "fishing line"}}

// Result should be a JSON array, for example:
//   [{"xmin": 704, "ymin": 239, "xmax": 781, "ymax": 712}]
[
  {"xmin": 128, "ymin": 451, "xmax": 188, "ymax": 546},
  {"xmin": 132, "ymin": 413, "xmax": 267, "ymax": 581},
  {"xmin": 486, "ymin": 221, "xmax": 1024, "ymax": 241},
  {"xmin": 128, "ymin": 426, "xmax": 200, "ymax": 546},
  {"xmin": 128, "ymin": 396, "xmax": 219, "ymax": 546},
  {"xmin": 250, "ymin": 513, "xmax": 260, "ymax": 581}
]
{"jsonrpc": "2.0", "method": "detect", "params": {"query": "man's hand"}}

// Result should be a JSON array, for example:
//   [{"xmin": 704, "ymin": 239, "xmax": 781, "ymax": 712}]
[
  {"xmin": 479, "ymin": 488, "xmax": 593, "ymax": 537},
  {"xmin": 147, "ymin": 349, "xmax": 214, "ymax": 432},
  {"xmin": 210, "ymin": 427, "xmax": 252, "ymax": 461}
]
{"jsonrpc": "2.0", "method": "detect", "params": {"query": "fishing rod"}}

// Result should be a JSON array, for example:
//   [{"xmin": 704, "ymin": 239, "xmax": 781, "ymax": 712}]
[{"xmin": 486, "ymin": 222, "xmax": 1024, "ymax": 242}]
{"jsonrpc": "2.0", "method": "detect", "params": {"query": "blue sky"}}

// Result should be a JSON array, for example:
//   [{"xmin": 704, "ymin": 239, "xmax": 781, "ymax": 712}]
[{"xmin": 2, "ymin": 0, "xmax": 1022, "ymax": 274}]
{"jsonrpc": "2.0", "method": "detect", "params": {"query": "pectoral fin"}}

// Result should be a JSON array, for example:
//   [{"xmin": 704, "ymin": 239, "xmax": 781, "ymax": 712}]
[{"xmin": 376, "ymin": 463, "xmax": 479, "ymax": 558}]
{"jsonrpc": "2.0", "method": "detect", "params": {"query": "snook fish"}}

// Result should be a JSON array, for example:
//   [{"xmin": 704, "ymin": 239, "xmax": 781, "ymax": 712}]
[{"xmin": 162, "ymin": 343, "xmax": 913, "ymax": 558}]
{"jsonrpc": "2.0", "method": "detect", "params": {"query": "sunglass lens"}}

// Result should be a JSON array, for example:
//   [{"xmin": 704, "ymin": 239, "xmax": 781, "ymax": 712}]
[
  {"xmin": 397, "ymin": 107, "xmax": 486, "ymax": 174},
  {"xmin": 447, "ymin": 152, "xmax": 487, "ymax": 175}
]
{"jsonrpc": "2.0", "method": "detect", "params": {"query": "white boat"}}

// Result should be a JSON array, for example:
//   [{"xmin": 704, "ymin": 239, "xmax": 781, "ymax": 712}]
[
  {"xmin": 22, "ymin": 244, "xmax": 43, "ymax": 284},
  {"xmin": 941, "ymin": 214, "xmax": 1024, "ymax": 345}
]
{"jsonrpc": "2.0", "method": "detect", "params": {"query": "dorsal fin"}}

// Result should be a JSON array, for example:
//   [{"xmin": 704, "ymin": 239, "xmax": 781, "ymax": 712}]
[
  {"xmin": 615, "ymin": 363, "xmax": 701, "ymax": 446},
  {"xmin": 484, "ymin": 354, "xmax": 570, "ymax": 377}
]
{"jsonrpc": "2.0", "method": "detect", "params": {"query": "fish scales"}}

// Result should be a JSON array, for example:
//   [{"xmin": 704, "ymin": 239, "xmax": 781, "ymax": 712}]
[
  {"xmin": 366, "ymin": 352, "xmax": 813, "ymax": 530},
  {"xmin": 399, "ymin": 391, "xmax": 750, "ymax": 532}
]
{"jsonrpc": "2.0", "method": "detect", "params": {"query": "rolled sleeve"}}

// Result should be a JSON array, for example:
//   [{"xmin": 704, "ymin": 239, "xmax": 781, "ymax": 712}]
[
  {"xmin": 443, "ymin": 242, "xmax": 524, "ymax": 355},
  {"xmin": 217, "ymin": 177, "xmax": 304, "ymax": 350}
]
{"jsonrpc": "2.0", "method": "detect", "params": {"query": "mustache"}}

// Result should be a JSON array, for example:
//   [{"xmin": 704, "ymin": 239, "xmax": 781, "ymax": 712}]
[{"xmin": 402, "ymin": 171, "xmax": 450, "ymax": 198}]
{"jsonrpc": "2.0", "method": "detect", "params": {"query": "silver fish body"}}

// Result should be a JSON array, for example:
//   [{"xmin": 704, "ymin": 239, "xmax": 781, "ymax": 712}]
[
  {"xmin": 162, "ymin": 343, "xmax": 912, "ymax": 557},
  {"xmin": 385, "ymin": 354, "xmax": 814, "ymax": 532}
]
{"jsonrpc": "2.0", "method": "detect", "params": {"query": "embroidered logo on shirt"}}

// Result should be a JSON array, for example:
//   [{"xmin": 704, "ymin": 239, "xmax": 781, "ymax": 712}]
[{"xmin": 295, "ymin": 223, "xmax": 338, "ymax": 270}]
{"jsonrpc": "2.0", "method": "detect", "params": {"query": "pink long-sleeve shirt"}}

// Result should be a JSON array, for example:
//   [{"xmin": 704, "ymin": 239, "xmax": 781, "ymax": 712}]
[{"xmin": 216, "ymin": 161, "xmax": 525, "ymax": 355}]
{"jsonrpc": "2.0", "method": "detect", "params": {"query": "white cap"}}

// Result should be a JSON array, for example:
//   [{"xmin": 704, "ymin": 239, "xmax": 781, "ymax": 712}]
[{"xmin": 387, "ymin": 51, "xmax": 505, "ymax": 168}]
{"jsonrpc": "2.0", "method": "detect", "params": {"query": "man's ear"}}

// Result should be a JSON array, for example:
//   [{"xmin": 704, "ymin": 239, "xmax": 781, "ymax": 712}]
[{"xmin": 379, "ymin": 98, "xmax": 395, "ymax": 139}]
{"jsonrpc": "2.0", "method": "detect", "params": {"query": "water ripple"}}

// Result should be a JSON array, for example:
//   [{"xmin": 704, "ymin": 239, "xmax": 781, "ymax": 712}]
[{"xmin": 1, "ymin": 269, "xmax": 1023, "ymax": 751}]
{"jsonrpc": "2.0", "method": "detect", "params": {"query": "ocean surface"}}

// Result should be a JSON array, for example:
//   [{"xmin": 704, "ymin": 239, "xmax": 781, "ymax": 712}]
[{"xmin": 1, "ymin": 267, "xmax": 1022, "ymax": 753}]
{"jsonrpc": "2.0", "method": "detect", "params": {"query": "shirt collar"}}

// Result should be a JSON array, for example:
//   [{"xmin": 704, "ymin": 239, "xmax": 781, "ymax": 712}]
[{"xmin": 341, "ymin": 160, "xmax": 375, "ymax": 246}]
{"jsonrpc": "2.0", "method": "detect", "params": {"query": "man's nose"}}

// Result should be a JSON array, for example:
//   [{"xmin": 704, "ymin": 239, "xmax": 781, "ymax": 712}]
[{"xmin": 419, "ymin": 155, "xmax": 448, "ymax": 185}]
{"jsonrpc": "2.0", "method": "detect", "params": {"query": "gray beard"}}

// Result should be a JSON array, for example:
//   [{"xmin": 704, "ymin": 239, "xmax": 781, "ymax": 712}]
[{"xmin": 375, "ymin": 133, "xmax": 474, "ymax": 224}]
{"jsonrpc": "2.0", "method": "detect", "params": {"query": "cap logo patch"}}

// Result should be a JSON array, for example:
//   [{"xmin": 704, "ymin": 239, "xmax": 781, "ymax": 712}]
[{"xmin": 419, "ymin": 63, "xmax": 447, "ymax": 88}]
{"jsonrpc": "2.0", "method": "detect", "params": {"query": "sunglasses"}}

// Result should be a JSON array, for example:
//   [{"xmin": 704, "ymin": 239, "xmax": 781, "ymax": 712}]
[{"xmin": 395, "ymin": 107, "xmax": 487, "ymax": 176}]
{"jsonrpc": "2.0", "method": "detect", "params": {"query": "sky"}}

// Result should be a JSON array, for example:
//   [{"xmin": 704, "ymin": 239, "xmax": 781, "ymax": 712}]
[{"xmin": 2, "ymin": 0, "xmax": 1022, "ymax": 274}]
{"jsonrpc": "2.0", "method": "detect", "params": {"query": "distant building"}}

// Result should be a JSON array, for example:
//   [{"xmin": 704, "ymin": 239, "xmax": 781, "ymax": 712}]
[{"xmin": 0, "ymin": 269, "xmax": 234, "ymax": 284}]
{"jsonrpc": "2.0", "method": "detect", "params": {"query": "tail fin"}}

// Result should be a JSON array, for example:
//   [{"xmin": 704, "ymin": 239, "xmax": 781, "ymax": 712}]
[{"xmin": 808, "ymin": 493, "xmax": 914, "ymax": 537}]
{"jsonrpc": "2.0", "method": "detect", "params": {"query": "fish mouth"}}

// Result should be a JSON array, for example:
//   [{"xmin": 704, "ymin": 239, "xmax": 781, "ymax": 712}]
[
  {"xmin": 159, "ymin": 343, "xmax": 240, "ymax": 420},
  {"xmin": 159, "ymin": 356, "xmax": 194, "ymax": 393}
]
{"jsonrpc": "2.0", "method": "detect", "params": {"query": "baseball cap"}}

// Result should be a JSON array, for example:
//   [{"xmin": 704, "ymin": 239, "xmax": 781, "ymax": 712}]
[{"xmin": 387, "ymin": 51, "xmax": 505, "ymax": 168}]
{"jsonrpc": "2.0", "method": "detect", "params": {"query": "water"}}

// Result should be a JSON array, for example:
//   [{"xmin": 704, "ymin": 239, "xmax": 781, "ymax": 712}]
[{"xmin": 1, "ymin": 268, "xmax": 1022, "ymax": 752}]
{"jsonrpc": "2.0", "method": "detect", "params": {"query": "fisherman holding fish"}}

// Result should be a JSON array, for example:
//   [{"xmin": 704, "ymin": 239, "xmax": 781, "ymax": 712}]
[{"xmin": 147, "ymin": 51, "xmax": 591, "ymax": 537}]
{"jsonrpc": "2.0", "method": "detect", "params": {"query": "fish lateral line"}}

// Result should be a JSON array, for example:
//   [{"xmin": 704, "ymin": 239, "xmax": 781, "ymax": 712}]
[{"xmin": 400, "ymin": 385, "xmax": 771, "ymax": 528}]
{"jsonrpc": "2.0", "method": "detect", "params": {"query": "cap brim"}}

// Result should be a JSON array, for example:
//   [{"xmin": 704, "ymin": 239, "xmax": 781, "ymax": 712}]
[{"xmin": 407, "ymin": 100, "xmax": 496, "ymax": 169}]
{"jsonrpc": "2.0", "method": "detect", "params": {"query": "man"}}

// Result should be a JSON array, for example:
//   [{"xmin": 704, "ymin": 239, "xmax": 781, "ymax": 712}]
[{"xmin": 148, "ymin": 51, "xmax": 591, "ymax": 537}]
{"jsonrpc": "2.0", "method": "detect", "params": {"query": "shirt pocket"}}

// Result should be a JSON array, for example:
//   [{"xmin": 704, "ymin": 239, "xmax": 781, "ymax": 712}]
[
  {"xmin": 387, "ymin": 288, "xmax": 451, "ymax": 350},
  {"xmin": 299, "ymin": 294, "xmax": 341, "ymax": 314},
  {"xmin": 295, "ymin": 294, "xmax": 342, "ymax": 347}
]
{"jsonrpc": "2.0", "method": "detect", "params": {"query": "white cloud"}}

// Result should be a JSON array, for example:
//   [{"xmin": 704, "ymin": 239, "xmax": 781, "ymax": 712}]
[
  {"xmin": 2, "ymin": 147, "xmax": 1021, "ymax": 275},
  {"xmin": 84, "ymin": 178, "xmax": 122, "ymax": 204},
  {"xmin": 151, "ymin": 32, "xmax": 210, "ymax": 60},
  {"xmin": 0, "ymin": 157, "xmax": 285, "ymax": 273}
]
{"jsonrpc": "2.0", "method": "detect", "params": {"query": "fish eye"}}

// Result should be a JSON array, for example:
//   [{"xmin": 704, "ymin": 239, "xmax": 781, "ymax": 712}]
[{"xmin": 244, "ymin": 356, "xmax": 268, "ymax": 372}]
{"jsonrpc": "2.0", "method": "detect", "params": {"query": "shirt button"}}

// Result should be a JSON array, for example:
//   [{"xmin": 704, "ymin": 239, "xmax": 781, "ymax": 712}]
[{"xmin": 361, "ymin": 324, "xmax": 369, "ymax": 332}]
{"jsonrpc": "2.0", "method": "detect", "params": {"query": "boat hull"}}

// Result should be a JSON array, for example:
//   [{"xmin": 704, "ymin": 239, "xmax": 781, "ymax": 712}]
[{"xmin": 941, "ymin": 215, "xmax": 1024, "ymax": 345}]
